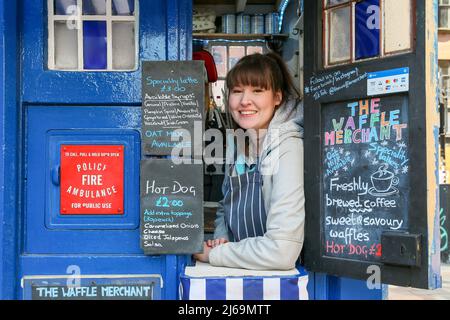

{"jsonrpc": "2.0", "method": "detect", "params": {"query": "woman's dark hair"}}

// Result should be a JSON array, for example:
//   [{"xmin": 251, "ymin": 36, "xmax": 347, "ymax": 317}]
[{"xmin": 226, "ymin": 52, "xmax": 300, "ymax": 105}]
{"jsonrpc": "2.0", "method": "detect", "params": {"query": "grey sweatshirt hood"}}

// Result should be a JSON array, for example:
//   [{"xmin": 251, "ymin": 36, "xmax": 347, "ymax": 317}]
[
  {"xmin": 261, "ymin": 97, "xmax": 304, "ymax": 160},
  {"xmin": 226, "ymin": 97, "xmax": 304, "ymax": 166}
]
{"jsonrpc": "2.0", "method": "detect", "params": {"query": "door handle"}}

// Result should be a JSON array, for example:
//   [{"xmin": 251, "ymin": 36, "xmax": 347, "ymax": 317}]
[{"xmin": 51, "ymin": 165, "xmax": 60, "ymax": 185}]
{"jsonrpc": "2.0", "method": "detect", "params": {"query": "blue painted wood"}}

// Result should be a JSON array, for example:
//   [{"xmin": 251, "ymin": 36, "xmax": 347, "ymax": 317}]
[
  {"xmin": 19, "ymin": 255, "xmax": 167, "ymax": 299},
  {"xmin": 14, "ymin": 0, "xmax": 194, "ymax": 300},
  {"xmin": 309, "ymin": 273, "xmax": 384, "ymax": 300},
  {"xmin": 26, "ymin": 106, "xmax": 142, "ymax": 254},
  {"xmin": 336, "ymin": 278, "xmax": 385, "ymax": 300},
  {"xmin": 313, "ymin": 273, "xmax": 328, "ymax": 300},
  {"xmin": 0, "ymin": 0, "xmax": 20, "ymax": 300}
]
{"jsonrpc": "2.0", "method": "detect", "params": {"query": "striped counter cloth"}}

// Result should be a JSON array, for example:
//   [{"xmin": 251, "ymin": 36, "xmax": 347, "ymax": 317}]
[{"xmin": 179, "ymin": 262, "xmax": 309, "ymax": 300}]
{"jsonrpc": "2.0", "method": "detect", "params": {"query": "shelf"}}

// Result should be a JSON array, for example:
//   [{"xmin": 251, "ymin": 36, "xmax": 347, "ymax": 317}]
[{"xmin": 193, "ymin": 33, "xmax": 289, "ymax": 40}]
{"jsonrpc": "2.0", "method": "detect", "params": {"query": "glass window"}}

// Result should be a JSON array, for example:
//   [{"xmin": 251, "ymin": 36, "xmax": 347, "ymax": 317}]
[
  {"xmin": 384, "ymin": 0, "xmax": 412, "ymax": 54},
  {"xmin": 440, "ymin": 61, "xmax": 450, "ymax": 103},
  {"xmin": 355, "ymin": 0, "xmax": 380, "ymax": 60},
  {"xmin": 112, "ymin": 0, "xmax": 135, "ymax": 16},
  {"xmin": 54, "ymin": 21, "xmax": 78, "ymax": 69},
  {"xmin": 48, "ymin": 0, "xmax": 139, "ymax": 71},
  {"xmin": 208, "ymin": 42, "xmax": 266, "ymax": 111},
  {"xmin": 228, "ymin": 46, "xmax": 246, "ymax": 70},
  {"xmin": 54, "ymin": 0, "xmax": 77, "ymax": 15},
  {"xmin": 323, "ymin": 0, "xmax": 413, "ymax": 67},
  {"xmin": 83, "ymin": 0, "xmax": 107, "ymax": 15},
  {"xmin": 328, "ymin": 5, "xmax": 351, "ymax": 64}
]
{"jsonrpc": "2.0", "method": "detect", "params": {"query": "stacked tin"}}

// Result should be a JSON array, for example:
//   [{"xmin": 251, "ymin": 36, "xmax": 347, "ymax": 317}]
[
  {"xmin": 222, "ymin": 12, "xmax": 280, "ymax": 34},
  {"xmin": 236, "ymin": 14, "xmax": 251, "ymax": 34},
  {"xmin": 250, "ymin": 14, "xmax": 265, "ymax": 34},
  {"xmin": 265, "ymin": 12, "xmax": 280, "ymax": 34},
  {"xmin": 222, "ymin": 14, "xmax": 236, "ymax": 33}
]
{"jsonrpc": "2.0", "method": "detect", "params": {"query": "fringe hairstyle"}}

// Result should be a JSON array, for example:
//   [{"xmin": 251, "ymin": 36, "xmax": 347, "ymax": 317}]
[{"xmin": 226, "ymin": 52, "xmax": 300, "ymax": 106}]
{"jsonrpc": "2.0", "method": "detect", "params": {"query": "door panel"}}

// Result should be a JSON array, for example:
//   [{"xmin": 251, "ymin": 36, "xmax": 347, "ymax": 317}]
[
  {"xmin": 25, "ymin": 106, "xmax": 141, "ymax": 254},
  {"xmin": 303, "ymin": 0, "xmax": 441, "ymax": 289}
]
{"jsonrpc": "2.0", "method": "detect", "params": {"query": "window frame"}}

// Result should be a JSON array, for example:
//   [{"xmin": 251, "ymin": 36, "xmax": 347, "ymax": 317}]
[
  {"xmin": 47, "ymin": 0, "xmax": 139, "ymax": 71},
  {"xmin": 440, "ymin": 61, "xmax": 450, "ymax": 105},
  {"xmin": 322, "ymin": 0, "xmax": 415, "ymax": 68}
]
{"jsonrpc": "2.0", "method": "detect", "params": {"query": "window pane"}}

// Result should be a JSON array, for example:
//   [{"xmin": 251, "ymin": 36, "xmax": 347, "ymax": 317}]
[
  {"xmin": 212, "ymin": 80, "xmax": 226, "ymax": 111},
  {"xmin": 211, "ymin": 46, "xmax": 227, "ymax": 78},
  {"xmin": 384, "ymin": 0, "xmax": 412, "ymax": 53},
  {"xmin": 325, "ymin": 0, "xmax": 350, "ymax": 8},
  {"xmin": 83, "ymin": 0, "xmax": 107, "ymax": 15},
  {"xmin": 54, "ymin": 21, "xmax": 78, "ymax": 69},
  {"xmin": 328, "ymin": 6, "xmax": 351, "ymax": 64},
  {"xmin": 355, "ymin": 0, "xmax": 380, "ymax": 60},
  {"xmin": 54, "ymin": 0, "xmax": 77, "ymax": 15},
  {"xmin": 247, "ymin": 46, "xmax": 263, "ymax": 55},
  {"xmin": 250, "ymin": 14, "xmax": 264, "ymax": 34},
  {"xmin": 112, "ymin": 0, "xmax": 135, "ymax": 16},
  {"xmin": 112, "ymin": 22, "xmax": 135, "ymax": 69},
  {"xmin": 236, "ymin": 14, "xmax": 251, "ymax": 34},
  {"xmin": 440, "ymin": 7, "xmax": 449, "ymax": 28},
  {"xmin": 83, "ymin": 21, "xmax": 107, "ymax": 69},
  {"xmin": 440, "ymin": 61, "xmax": 450, "ymax": 75},
  {"xmin": 229, "ymin": 46, "xmax": 245, "ymax": 69}
]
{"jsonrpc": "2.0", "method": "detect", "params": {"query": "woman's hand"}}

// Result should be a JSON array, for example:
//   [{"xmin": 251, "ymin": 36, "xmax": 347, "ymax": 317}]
[
  {"xmin": 193, "ymin": 242, "xmax": 212, "ymax": 263},
  {"xmin": 207, "ymin": 238, "xmax": 229, "ymax": 248}
]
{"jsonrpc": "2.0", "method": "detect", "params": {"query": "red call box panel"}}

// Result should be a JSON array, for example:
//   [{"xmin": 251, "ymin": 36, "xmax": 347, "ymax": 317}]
[{"xmin": 60, "ymin": 145, "xmax": 124, "ymax": 215}]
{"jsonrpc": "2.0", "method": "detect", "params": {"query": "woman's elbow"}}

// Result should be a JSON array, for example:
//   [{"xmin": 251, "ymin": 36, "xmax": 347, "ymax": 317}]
[
  {"xmin": 271, "ymin": 259, "xmax": 296, "ymax": 270},
  {"xmin": 268, "ymin": 242, "xmax": 302, "ymax": 270}
]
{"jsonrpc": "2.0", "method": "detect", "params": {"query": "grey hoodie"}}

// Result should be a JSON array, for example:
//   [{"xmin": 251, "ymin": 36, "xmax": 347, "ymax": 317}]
[{"xmin": 209, "ymin": 98, "xmax": 305, "ymax": 270}]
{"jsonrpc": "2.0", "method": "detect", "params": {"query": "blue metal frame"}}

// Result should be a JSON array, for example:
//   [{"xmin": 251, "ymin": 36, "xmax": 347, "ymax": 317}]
[{"xmin": 0, "ymin": 0, "xmax": 20, "ymax": 300}]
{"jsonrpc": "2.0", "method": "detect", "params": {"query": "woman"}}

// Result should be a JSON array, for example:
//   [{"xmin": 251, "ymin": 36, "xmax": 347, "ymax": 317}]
[{"xmin": 194, "ymin": 52, "xmax": 305, "ymax": 270}]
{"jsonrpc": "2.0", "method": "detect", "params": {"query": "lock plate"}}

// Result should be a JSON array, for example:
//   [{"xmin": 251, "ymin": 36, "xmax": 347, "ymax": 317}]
[{"xmin": 381, "ymin": 232, "xmax": 421, "ymax": 267}]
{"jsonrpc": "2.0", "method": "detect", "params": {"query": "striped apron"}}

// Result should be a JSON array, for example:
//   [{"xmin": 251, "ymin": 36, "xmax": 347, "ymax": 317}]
[{"xmin": 222, "ymin": 158, "xmax": 267, "ymax": 241}]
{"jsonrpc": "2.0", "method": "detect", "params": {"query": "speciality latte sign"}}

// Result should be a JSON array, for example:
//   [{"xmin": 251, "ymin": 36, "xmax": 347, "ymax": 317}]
[
  {"xmin": 322, "ymin": 96, "xmax": 409, "ymax": 262},
  {"xmin": 141, "ymin": 61, "xmax": 204, "ymax": 156}
]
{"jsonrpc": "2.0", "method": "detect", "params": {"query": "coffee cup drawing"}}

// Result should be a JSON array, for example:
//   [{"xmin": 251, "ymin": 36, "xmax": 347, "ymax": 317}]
[{"xmin": 369, "ymin": 165, "xmax": 399, "ymax": 197}]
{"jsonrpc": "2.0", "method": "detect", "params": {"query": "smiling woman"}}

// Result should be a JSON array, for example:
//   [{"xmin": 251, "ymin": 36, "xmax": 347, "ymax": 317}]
[{"xmin": 193, "ymin": 52, "xmax": 306, "ymax": 271}]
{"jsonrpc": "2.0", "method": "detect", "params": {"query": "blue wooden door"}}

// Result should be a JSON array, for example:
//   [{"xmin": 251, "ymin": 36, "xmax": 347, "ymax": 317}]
[{"xmin": 18, "ymin": 0, "xmax": 192, "ymax": 300}]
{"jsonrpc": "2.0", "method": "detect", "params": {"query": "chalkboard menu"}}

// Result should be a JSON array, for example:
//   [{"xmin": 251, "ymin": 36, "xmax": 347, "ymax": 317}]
[
  {"xmin": 142, "ymin": 61, "xmax": 204, "ymax": 156},
  {"xmin": 140, "ymin": 159, "xmax": 203, "ymax": 254},
  {"xmin": 322, "ymin": 95, "xmax": 409, "ymax": 262}
]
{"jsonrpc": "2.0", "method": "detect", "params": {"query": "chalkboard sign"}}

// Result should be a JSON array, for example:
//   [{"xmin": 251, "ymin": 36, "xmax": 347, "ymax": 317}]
[
  {"xmin": 142, "ymin": 61, "xmax": 204, "ymax": 156},
  {"xmin": 322, "ymin": 95, "xmax": 409, "ymax": 262},
  {"xmin": 31, "ymin": 283, "xmax": 155, "ymax": 300},
  {"xmin": 22, "ymin": 275, "xmax": 161, "ymax": 300},
  {"xmin": 140, "ymin": 159, "xmax": 203, "ymax": 254},
  {"xmin": 440, "ymin": 184, "xmax": 450, "ymax": 263}
]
